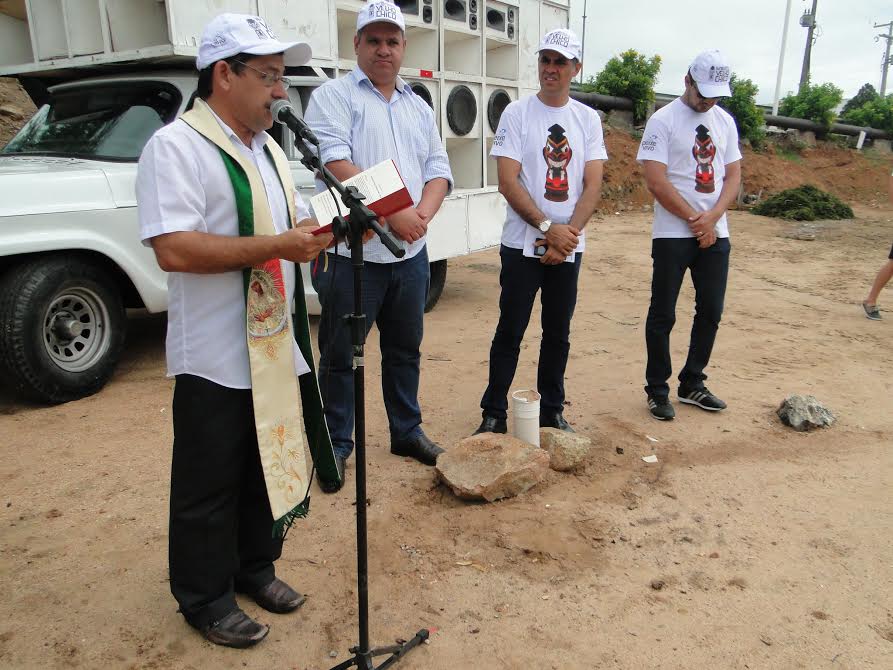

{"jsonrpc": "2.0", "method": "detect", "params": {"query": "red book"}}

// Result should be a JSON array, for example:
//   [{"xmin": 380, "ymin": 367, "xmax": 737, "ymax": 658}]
[{"xmin": 309, "ymin": 159, "xmax": 412, "ymax": 234}]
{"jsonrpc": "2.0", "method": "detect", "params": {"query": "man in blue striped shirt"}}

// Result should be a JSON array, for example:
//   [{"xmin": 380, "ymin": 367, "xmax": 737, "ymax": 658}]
[{"xmin": 305, "ymin": 1, "xmax": 453, "ymax": 493}]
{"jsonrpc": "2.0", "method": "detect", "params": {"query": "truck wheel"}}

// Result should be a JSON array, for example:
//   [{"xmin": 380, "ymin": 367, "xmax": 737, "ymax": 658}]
[
  {"xmin": 0, "ymin": 256, "xmax": 127, "ymax": 404},
  {"xmin": 424, "ymin": 260, "xmax": 447, "ymax": 313}
]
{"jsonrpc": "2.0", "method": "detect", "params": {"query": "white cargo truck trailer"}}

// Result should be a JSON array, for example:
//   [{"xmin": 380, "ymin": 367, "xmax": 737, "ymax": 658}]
[{"xmin": 0, "ymin": 0, "xmax": 569, "ymax": 403}]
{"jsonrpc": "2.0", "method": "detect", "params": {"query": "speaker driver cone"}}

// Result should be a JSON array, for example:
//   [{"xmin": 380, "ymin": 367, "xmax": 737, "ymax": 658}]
[{"xmin": 447, "ymin": 85, "xmax": 477, "ymax": 136}]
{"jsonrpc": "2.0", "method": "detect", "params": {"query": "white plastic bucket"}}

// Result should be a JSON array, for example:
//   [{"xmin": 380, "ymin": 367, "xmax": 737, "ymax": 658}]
[{"xmin": 511, "ymin": 389, "xmax": 541, "ymax": 447}]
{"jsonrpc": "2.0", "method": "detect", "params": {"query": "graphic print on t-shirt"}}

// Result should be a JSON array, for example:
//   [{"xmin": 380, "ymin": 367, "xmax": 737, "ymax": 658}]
[
  {"xmin": 692, "ymin": 124, "xmax": 717, "ymax": 194},
  {"xmin": 543, "ymin": 123, "xmax": 573, "ymax": 202}
]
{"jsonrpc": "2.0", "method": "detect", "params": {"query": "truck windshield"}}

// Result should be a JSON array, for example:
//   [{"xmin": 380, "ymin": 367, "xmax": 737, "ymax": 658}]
[{"xmin": 1, "ymin": 81, "xmax": 181, "ymax": 161}]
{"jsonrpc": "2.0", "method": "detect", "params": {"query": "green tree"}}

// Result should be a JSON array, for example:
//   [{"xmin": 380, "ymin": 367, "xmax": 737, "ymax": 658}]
[
  {"xmin": 778, "ymin": 81, "xmax": 843, "ymax": 129},
  {"xmin": 841, "ymin": 83, "xmax": 878, "ymax": 118},
  {"xmin": 718, "ymin": 75, "xmax": 766, "ymax": 149},
  {"xmin": 844, "ymin": 95, "xmax": 893, "ymax": 134},
  {"xmin": 581, "ymin": 49, "xmax": 661, "ymax": 124}
]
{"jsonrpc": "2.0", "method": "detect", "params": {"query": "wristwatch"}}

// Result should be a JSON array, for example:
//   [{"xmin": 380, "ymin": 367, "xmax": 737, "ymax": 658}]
[{"xmin": 538, "ymin": 219, "xmax": 552, "ymax": 233}]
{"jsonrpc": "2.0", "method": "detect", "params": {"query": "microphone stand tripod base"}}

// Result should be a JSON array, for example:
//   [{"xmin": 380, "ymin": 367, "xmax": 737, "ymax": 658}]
[
  {"xmin": 328, "ymin": 629, "xmax": 430, "ymax": 670},
  {"xmin": 288, "ymin": 136, "xmax": 425, "ymax": 670}
]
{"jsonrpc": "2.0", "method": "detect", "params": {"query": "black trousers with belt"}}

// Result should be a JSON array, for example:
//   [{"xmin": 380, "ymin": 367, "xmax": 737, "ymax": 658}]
[{"xmin": 168, "ymin": 374, "xmax": 282, "ymax": 629}]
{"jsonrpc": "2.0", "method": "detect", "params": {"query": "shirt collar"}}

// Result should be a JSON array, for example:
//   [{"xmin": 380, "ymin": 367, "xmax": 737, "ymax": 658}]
[
  {"xmin": 351, "ymin": 66, "xmax": 406, "ymax": 94},
  {"xmin": 206, "ymin": 104, "xmax": 270, "ymax": 153}
]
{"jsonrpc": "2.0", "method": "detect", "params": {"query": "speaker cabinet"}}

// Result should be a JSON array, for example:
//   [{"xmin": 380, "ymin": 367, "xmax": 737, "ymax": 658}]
[
  {"xmin": 484, "ymin": 0, "xmax": 517, "ymax": 41},
  {"xmin": 443, "ymin": 80, "xmax": 481, "ymax": 138},
  {"xmin": 405, "ymin": 77, "xmax": 441, "ymax": 131},
  {"xmin": 485, "ymin": 85, "xmax": 516, "ymax": 135}
]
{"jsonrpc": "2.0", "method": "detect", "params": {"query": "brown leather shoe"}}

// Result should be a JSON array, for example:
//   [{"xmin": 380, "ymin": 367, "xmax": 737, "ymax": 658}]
[
  {"xmin": 247, "ymin": 578, "xmax": 306, "ymax": 614},
  {"xmin": 201, "ymin": 608, "xmax": 269, "ymax": 648}
]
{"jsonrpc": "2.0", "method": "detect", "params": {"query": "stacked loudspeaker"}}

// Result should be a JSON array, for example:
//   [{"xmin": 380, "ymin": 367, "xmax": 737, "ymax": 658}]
[{"xmin": 333, "ymin": 0, "xmax": 564, "ymax": 191}]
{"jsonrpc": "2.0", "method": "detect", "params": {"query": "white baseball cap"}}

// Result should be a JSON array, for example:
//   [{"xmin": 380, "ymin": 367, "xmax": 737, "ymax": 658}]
[
  {"xmin": 196, "ymin": 13, "xmax": 312, "ymax": 71},
  {"xmin": 356, "ymin": 1, "xmax": 406, "ymax": 32},
  {"xmin": 688, "ymin": 50, "xmax": 732, "ymax": 98},
  {"xmin": 536, "ymin": 28, "xmax": 582, "ymax": 61}
]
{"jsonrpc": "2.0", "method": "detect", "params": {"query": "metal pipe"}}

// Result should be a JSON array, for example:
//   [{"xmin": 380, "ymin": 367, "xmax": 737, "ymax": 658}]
[
  {"xmin": 569, "ymin": 90, "xmax": 635, "ymax": 111},
  {"xmin": 765, "ymin": 113, "xmax": 892, "ymax": 139}
]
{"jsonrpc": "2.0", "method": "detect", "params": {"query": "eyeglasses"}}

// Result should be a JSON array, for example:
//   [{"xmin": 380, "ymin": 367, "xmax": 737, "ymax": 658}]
[
  {"xmin": 692, "ymin": 80, "xmax": 720, "ymax": 102},
  {"xmin": 232, "ymin": 60, "xmax": 292, "ymax": 90},
  {"xmin": 539, "ymin": 54, "xmax": 570, "ymax": 67}
]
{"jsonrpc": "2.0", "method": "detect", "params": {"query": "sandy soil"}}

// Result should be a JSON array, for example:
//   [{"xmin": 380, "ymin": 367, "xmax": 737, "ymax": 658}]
[{"xmin": 2, "ymin": 198, "xmax": 892, "ymax": 668}]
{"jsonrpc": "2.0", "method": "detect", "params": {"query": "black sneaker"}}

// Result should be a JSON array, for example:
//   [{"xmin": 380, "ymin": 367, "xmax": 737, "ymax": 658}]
[
  {"xmin": 678, "ymin": 387, "xmax": 727, "ymax": 411},
  {"xmin": 647, "ymin": 394, "xmax": 675, "ymax": 421}
]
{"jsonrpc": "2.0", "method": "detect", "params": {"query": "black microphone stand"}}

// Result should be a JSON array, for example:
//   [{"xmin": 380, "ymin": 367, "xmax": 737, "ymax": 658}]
[{"xmin": 292, "ymin": 136, "xmax": 429, "ymax": 669}]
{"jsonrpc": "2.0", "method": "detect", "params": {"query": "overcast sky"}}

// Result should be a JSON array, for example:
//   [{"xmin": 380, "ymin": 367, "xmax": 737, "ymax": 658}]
[{"xmin": 568, "ymin": 0, "xmax": 892, "ymax": 104}]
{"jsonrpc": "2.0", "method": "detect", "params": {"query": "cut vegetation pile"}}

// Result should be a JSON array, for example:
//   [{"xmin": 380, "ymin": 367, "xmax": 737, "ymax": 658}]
[{"xmin": 751, "ymin": 184, "xmax": 854, "ymax": 221}]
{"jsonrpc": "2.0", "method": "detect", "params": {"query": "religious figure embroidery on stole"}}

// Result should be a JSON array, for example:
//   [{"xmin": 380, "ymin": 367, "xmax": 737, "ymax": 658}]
[{"xmin": 246, "ymin": 259, "xmax": 289, "ymax": 359}]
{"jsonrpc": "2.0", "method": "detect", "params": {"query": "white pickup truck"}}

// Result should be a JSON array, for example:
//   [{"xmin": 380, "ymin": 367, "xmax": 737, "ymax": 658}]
[
  {"xmin": 0, "ymin": 0, "xmax": 567, "ymax": 404},
  {"xmin": 0, "ymin": 71, "xmax": 458, "ymax": 404}
]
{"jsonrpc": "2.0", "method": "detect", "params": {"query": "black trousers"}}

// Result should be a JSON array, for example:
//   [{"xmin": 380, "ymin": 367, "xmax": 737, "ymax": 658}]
[
  {"xmin": 644, "ymin": 237, "xmax": 730, "ymax": 397},
  {"xmin": 169, "ymin": 374, "xmax": 281, "ymax": 629},
  {"xmin": 480, "ymin": 245, "xmax": 582, "ymax": 420}
]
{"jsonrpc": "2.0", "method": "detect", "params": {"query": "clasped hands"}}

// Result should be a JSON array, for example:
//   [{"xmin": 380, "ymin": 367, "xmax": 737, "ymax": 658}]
[
  {"xmin": 534, "ymin": 223, "xmax": 580, "ymax": 265},
  {"xmin": 688, "ymin": 209, "xmax": 722, "ymax": 248}
]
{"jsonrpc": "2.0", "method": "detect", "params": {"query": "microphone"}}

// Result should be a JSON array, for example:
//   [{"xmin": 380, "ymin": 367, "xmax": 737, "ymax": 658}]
[{"xmin": 270, "ymin": 99, "xmax": 319, "ymax": 146}]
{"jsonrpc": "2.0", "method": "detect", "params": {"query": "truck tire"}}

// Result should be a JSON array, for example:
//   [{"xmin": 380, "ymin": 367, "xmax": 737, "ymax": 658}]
[
  {"xmin": 424, "ymin": 260, "xmax": 447, "ymax": 313},
  {"xmin": 0, "ymin": 256, "xmax": 127, "ymax": 404}
]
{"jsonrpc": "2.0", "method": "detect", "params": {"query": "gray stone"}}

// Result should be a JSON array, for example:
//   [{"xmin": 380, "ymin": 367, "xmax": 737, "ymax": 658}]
[
  {"xmin": 436, "ymin": 433, "xmax": 550, "ymax": 502},
  {"xmin": 539, "ymin": 428, "xmax": 592, "ymax": 471},
  {"xmin": 777, "ymin": 395, "xmax": 836, "ymax": 432},
  {"xmin": 0, "ymin": 104, "xmax": 22, "ymax": 119},
  {"xmin": 799, "ymin": 130, "xmax": 817, "ymax": 146},
  {"xmin": 606, "ymin": 109, "xmax": 634, "ymax": 130}
]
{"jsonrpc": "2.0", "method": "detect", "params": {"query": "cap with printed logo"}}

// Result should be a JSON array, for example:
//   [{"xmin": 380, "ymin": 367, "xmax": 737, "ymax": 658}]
[
  {"xmin": 536, "ymin": 28, "xmax": 582, "ymax": 61},
  {"xmin": 357, "ymin": 1, "xmax": 406, "ymax": 32},
  {"xmin": 196, "ymin": 13, "xmax": 312, "ymax": 70},
  {"xmin": 688, "ymin": 50, "xmax": 732, "ymax": 98}
]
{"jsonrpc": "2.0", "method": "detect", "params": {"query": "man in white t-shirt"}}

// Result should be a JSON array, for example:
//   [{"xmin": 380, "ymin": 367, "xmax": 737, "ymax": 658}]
[
  {"xmin": 474, "ymin": 28, "xmax": 607, "ymax": 435},
  {"xmin": 136, "ymin": 14, "xmax": 334, "ymax": 648},
  {"xmin": 636, "ymin": 50, "xmax": 742, "ymax": 421}
]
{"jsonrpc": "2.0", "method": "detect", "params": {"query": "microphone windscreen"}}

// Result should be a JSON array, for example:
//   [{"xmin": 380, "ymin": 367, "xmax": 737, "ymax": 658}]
[{"xmin": 270, "ymin": 98, "xmax": 293, "ymax": 121}]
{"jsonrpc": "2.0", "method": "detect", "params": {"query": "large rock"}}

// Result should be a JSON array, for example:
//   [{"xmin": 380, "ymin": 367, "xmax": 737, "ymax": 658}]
[
  {"xmin": 539, "ymin": 428, "xmax": 592, "ymax": 471},
  {"xmin": 436, "ymin": 433, "xmax": 550, "ymax": 502},
  {"xmin": 777, "ymin": 395, "xmax": 836, "ymax": 432}
]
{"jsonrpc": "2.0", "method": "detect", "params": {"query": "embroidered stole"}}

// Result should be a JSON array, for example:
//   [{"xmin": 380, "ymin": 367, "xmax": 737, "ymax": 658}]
[{"xmin": 181, "ymin": 99, "xmax": 339, "ymax": 537}]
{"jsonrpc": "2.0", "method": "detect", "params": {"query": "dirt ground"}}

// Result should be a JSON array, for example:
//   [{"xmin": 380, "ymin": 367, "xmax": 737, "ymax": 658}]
[
  {"xmin": 2, "ymin": 195, "xmax": 893, "ymax": 668},
  {"xmin": 1, "ymin": 75, "xmax": 892, "ymax": 668}
]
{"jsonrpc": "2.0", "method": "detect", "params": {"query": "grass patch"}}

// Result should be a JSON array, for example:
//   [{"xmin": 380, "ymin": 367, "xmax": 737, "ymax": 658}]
[
  {"xmin": 777, "ymin": 148, "xmax": 803, "ymax": 163},
  {"xmin": 751, "ymin": 184, "xmax": 854, "ymax": 221}
]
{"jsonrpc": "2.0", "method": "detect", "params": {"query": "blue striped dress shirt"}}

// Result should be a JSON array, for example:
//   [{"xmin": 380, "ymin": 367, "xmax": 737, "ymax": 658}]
[{"xmin": 304, "ymin": 68, "xmax": 454, "ymax": 263}]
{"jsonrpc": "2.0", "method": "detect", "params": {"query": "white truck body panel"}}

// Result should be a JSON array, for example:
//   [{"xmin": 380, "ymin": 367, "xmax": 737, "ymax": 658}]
[{"xmin": 0, "ymin": 1, "xmax": 569, "ymax": 313}]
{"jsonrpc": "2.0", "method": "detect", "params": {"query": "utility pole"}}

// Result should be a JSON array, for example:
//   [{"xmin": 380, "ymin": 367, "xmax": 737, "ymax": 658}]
[
  {"xmin": 773, "ymin": 0, "xmax": 794, "ymax": 115},
  {"xmin": 798, "ymin": 0, "xmax": 818, "ymax": 91},
  {"xmin": 578, "ymin": 0, "xmax": 588, "ymax": 84},
  {"xmin": 875, "ymin": 20, "xmax": 893, "ymax": 96}
]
